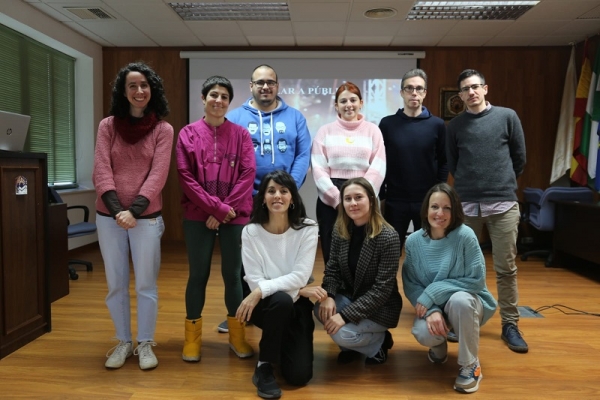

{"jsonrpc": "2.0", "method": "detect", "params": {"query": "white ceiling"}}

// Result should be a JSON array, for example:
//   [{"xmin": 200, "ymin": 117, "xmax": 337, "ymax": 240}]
[{"xmin": 21, "ymin": 0, "xmax": 600, "ymax": 47}]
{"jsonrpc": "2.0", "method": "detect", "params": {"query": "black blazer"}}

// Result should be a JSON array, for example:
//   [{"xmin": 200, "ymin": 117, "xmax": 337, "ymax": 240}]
[{"xmin": 322, "ymin": 224, "xmax": 402, "ymax": 328}]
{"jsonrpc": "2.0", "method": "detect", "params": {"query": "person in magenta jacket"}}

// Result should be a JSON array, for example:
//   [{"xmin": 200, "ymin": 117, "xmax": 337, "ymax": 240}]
[
  {"xmin": 176, "ymin": 76, "xmax": 256, "ymax": 363},
  {"xmin": 93, "ymin": 62, "xmax": 173, "ymax": 371}
]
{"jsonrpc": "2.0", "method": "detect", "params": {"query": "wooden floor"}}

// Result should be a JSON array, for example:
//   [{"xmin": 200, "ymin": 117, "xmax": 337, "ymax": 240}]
[{"xmin": 1, "ymin": 241, "xmax": 600, "ymax": 399}]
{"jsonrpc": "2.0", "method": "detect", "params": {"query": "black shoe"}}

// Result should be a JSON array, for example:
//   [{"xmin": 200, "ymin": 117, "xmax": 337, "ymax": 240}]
[
  {"xmin": 365, "ymin": 331, "xmax": 393, "ymax": 365},
  {"xmin": 252, "ymin": 363, "xmax": 282, "ymax": 399},
  {"xmin": 337, "ymin": 350, "xmax": 360, "ymax": 364},
  {"xmin": 501, "ymin": 324, "xmax": 528, "ymax": 353}
]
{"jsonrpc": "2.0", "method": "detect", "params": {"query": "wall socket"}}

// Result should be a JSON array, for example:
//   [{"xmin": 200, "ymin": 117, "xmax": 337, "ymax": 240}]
[{"xmin": 521, "ymin": 237, "xmax": 534, "ymax": 244}]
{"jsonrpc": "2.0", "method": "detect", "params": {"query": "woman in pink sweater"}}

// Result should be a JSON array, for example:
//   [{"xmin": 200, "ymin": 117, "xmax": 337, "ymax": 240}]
[
  {"xmin": 176, "ymin": 76, "xmax": 256, "ymax": 363},
  {"xmin": 311, "ymin": 82, "xmax": 386, "ymax": 265},
  {"xmin": 93, "ymin": 62, "xmax": 173, "ymax": 370}
]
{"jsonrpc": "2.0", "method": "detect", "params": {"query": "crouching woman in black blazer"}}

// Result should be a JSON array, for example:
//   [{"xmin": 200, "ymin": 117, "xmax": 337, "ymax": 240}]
[{"xmin": 315, "ymin": 177, "xmax": 402, "ymax": 365}]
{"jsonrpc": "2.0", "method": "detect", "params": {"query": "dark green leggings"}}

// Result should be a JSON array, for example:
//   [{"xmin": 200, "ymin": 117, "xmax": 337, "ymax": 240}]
[{"xmin": 183, "ymin": 219, "xmax": 244, "ymax": 319}]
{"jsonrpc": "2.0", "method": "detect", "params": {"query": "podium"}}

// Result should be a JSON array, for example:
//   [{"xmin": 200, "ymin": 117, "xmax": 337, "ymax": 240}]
[{"xmin": 0, "ymin": 151, "xmax": 51, "ymax": 359}]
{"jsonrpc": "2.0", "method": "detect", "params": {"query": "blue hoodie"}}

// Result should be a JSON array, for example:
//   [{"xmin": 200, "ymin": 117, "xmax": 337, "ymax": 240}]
[{"xmin": 227, "ymin": 96, "xmax": 311, "ymax": 193}]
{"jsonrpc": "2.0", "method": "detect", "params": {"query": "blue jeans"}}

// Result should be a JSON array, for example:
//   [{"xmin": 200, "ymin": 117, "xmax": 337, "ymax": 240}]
[
  {"xmin": 97, "ymin": 214, "xmax": 164, "ymax": 343},
  {"xmin": 314, "ymin": 294, "xmax": 387, "ymax": 358}
]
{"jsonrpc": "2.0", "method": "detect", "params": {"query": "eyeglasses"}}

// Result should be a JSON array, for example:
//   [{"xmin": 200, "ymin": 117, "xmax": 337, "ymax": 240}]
[
  {"xmin": 402, "ymin": 86, "xmax": 426, "ymax": 94},
  {"xmin": 459, "ymin": 84, "xmax": 484, "ymax": 93},
  {"xmin": 252, "ymin": 80, "xmax": 278, "ymax": 88}
]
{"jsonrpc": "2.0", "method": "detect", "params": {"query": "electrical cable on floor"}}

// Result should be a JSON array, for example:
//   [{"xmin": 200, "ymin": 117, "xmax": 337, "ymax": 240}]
[{"xmin": 533, "ymin": 304, "xmax": 600, "ymax": 317}]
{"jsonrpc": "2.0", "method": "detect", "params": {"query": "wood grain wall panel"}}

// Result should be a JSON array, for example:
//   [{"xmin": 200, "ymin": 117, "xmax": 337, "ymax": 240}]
[
  {"xmin": 419, "ymin": 47, "xmax": 571, "ymax": 196},
  {"xmin": 102, "ymin": 48, "xmax": 187, "ymax": 241},
  {"xmin": 103, "ymin": 46, "xmax": 572, "ymax": 241}
]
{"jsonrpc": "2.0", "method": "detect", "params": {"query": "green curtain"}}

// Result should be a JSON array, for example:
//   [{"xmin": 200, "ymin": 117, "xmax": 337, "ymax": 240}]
[{"xmin": 0, "ymin": 24, "xmax": 76, "ymax": 186}]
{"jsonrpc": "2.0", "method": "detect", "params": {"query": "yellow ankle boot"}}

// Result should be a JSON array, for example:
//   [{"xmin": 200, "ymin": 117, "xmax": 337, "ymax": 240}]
[
  {"xmin": 227, "ymin": 316, "xmax": 254, "ymax": 358},
  {"xmin": 182, "ymin": 318, "xmax": 202, "ymax": 362}
]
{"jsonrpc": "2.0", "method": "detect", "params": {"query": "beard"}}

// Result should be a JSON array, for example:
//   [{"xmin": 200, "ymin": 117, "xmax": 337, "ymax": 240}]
[{"xmin": 253, "ymin": 91, "xmax": 277, "ymax": 108}]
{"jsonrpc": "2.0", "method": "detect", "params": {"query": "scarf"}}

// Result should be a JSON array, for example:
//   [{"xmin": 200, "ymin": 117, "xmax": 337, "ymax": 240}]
[{"xmin": 113, "ymin": 112, "xmax": 158, "ymax": 144}]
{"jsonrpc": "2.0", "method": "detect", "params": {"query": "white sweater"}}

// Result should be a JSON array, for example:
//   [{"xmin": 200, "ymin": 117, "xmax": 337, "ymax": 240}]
[{"xmin": 242, "ymin": 220, "xmax": 318, "ymax": 302}]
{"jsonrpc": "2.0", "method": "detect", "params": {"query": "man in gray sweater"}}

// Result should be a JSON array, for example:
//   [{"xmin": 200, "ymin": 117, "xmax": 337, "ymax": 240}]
[{"xmin": 446, "ymin": 69, "xmax": 528, "ymax": 355}]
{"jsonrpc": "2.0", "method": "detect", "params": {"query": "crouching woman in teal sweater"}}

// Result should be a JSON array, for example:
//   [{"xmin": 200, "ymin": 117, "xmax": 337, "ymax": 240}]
[{"xmin": 402, "ymin": 183, "xmax": 497, "ymax": 394}]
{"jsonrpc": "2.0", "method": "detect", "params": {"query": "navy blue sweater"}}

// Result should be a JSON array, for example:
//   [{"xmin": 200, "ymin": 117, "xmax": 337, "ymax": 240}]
[{"xmin": 379, "ymin": 106, "xmax": 448, "ymax": 202}]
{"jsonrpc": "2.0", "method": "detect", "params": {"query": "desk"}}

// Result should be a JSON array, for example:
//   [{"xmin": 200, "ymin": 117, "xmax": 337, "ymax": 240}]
[
  {"xmin": 0, "ymin": 152, "xmax": 50, "ymax": 359},
  {"xmin": 554, "ymin": 201, "xmax": 600, "ymax": 266}
]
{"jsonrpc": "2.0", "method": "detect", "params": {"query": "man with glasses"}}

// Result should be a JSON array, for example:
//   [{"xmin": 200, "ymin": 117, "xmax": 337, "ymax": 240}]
[
  {"xmin": 218, "ymin": 64, "xmax": 312, "ymax": 329},
  {"xmin": 227, "ymin": 64, "xmax": 311, "ymax": 193},
  {"xmin": 446, "ymin": 69, "xmax": 528, "ymax": 355},
  {"xmin": 379, "ymin": 68, "xmax": 448, "ymax": 253}
]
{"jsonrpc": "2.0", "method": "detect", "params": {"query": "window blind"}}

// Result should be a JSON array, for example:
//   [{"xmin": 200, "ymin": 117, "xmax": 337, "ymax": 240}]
[{"xmin": 0, "ymin": 24, "xmax": 76, "ymax": 186}]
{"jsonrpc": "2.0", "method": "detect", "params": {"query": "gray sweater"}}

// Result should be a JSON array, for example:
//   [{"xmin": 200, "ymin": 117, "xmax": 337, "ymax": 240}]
[{"xmin": 446, "ymin": 106, "xmax": 526, "ymax": 202}]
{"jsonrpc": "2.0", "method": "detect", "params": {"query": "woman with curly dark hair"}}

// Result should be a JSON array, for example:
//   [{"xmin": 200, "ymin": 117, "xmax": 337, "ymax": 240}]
[{"xmin": 93, "ymin": 61, "xmax": 173, "ymax": 371}]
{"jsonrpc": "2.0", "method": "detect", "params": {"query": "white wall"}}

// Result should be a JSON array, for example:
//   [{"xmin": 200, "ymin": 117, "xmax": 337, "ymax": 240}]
[{"xmin": 1, "ymin": 0, "xmax": 102, "ymax": 248}]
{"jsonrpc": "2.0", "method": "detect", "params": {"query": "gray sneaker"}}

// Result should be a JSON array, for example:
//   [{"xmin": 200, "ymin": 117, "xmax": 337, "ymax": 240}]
[
  {"xmin": 454, "ymin": 360, "xmax": 482, "ymax": 393},
  {"xmin": 217, "ymin": 320, "xmax": 229, "ymax": 333},
  {"xmin": 105, "ymin": 340, "xmax": 133, "ymax": 369},
  {"xmin": 428, "ymin": 341, "xmax": 448, "ymax": 364},
  {"xmin": 134, "ymin": 341, "xmax": 158, "ymax": 370},
  {"xmin": 447, "ymin": 329, "xmax": 458, "ymax": 343}
]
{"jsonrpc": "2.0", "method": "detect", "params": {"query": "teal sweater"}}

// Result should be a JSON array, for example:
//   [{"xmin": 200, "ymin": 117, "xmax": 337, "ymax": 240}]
[{"xmin": 402, "ymin": 224, "xmax": 497, "ymax": 325}]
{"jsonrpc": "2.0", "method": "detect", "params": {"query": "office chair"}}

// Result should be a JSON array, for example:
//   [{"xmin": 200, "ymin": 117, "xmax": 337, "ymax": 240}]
[
  {"xmin": 49, "ymin": 187, "xmax": 97, "ymax": 280},
  {"xmin": 520, "ymin": 186, "xmax": 594, "ymax": 266}
]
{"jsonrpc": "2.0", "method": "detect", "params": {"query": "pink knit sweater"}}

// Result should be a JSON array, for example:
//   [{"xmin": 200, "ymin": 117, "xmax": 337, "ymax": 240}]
[
  {"xmin": 93, "ymin": 116, "xmax": 174, "ymax": 216},
  {"xmin": 311, "ymin": 115, "xmax": 386, "ymax": 208}
]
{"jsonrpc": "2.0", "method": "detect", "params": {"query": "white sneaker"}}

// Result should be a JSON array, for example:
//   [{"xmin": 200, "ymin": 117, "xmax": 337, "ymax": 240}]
[
  {"xmin": 105, "ymin": 340, "xmax": 133, "ymax": 369},
  {"xmin": 134, "ymin": 341, "xmax": 158, "ymax": 370}
]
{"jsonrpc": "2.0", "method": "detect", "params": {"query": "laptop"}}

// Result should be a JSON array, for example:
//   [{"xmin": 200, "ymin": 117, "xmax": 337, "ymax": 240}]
[{"xmin": 0, "ymin": 110, "xmax": 31, "ymax": 152}]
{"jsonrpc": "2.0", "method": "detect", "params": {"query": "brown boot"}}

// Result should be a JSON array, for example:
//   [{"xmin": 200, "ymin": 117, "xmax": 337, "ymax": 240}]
[
  {"xmin": 227, "ymin": 316, "xmax": 254, "ymax": 358},
  {"xmin": 182, "ymin": 318, "xmax": 202, "ymax": 362}
]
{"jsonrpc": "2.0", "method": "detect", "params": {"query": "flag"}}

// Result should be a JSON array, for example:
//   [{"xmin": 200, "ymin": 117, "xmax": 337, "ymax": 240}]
[
  {"xmin": 571, "ymin": 42, "xmax": 592, "ymax": 186},
  {"xmin": 550, "ymin": 46, "xmax": 577, "ymax": 184},
  {"xmin": 590, "ymin": 44, "xmax": 600, "ymax": 190}
]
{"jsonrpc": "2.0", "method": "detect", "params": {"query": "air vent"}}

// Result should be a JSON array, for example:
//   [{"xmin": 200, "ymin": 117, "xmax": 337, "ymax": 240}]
[
  {"xmin": 64, "ymin": 7, "xmax": 115, "ymax": 20},
  {"xmin": 364, "ymin": 8, "xmax": 397, "ymax": 19}
]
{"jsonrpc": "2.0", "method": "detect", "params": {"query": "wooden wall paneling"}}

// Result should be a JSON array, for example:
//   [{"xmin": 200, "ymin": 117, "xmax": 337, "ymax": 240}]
[
  {"xmin": 420, "ymin": 47, "xmax": 571, "ymax": 197},
  {"xmin": 102, "ymin": 48, "xmax": 187, "ymax": 242},
  {"xmin": 102, "ymin": 46, "xmax": 572, "ymax": 241}
]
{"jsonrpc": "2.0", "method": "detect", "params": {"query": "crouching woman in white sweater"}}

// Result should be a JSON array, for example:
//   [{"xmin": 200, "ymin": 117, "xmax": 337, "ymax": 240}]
[{"xmin": 236, "ymin": 170, "xmax": 326, "ymax": 400}]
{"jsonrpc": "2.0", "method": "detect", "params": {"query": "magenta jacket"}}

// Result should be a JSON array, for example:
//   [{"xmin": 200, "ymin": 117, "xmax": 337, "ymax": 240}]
[{"xmin": 176, "ymin": 118, "xmax": 256, "ymax": 224}]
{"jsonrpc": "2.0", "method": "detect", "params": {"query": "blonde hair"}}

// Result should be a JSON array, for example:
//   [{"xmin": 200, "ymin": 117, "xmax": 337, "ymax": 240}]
[{"xmin": 335, "ymin": 177, "xmax": 392, "ymax": 240}]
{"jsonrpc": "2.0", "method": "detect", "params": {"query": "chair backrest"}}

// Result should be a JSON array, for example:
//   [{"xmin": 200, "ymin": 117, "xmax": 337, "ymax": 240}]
[
  {"xmin": 48, "ymin": 187, "xmax": 63, "ymax": 204},
  {"xmin": 529, "ymin": 187, "xmax": 594, "ymax": 231}
]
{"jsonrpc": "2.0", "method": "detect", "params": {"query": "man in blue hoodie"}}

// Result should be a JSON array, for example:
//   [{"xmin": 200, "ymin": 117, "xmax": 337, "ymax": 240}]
[
  {"xmin": 227, "ymin": 64, "xmax": 312, "ymax": 194},
  {"xmin": 379, "ymin": 68, "xmax": 448, "ymax": 253},
  {"xmin": 218, "ymin": 65, "xmax": 312, "ymax": 334}
]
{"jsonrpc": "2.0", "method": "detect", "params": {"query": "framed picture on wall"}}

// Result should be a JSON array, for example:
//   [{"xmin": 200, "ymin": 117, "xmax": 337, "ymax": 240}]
[{"xmin": 440, "ymin": 87, "xmax": 466, "ymax": 120}]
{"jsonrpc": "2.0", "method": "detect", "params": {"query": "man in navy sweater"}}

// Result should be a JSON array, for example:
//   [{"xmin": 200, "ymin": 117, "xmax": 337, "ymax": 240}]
[
  {"xmin": 379, "ymin": 68, "xmax": 448, "ymax": 253},
  {"xmin": 446, "ymin": 69, "xmax": 528, "ymax": 355}
]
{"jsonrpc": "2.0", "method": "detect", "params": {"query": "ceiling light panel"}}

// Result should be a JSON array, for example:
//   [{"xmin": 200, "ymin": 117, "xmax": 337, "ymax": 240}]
[
  {"xmin": 169, "ymin": 2, "xmax": 290, "ymax": 21},
  {"xmin": 407, "ymin": 1, "xmax": 540, "ymax": 21}
]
